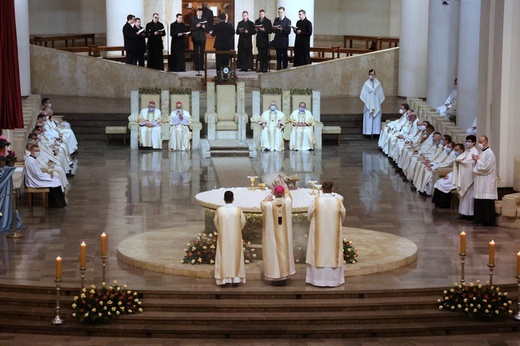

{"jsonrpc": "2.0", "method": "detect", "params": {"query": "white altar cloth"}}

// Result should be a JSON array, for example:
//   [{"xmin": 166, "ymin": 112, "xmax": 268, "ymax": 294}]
[{"xmin": 195, "ymin": 187, "xmax": 342, "ymax": 213}]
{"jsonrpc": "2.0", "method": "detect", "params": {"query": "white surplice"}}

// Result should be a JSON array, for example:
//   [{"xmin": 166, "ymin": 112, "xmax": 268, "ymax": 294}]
[
  {"xmin": 452, "ymin": 147, "xmax": 478, "ymax": 215},
  {"xmin": 261, "ymin": 194, "xmax": 295, "ymax": 281},
  {"xmin": 305, "ymin": 193, "xmax": 346, "ymax": 287},
  {"xmin": 138, "ymin": 108, "xmax": 163, "ymax": 149},
  {"xmin": 360, "ymin": 78, "xmax": 385, "ymax": 135},
  {"xmin": 473, "ymin": 147, "xmax": 497, "ymax": 200},
  {"xmin": 289, "ymin": 109, "xmax": 316, "ymax": 151},
  {"xmin": 214, "ymin": 204, "xmax": 247, "ymax": 285}
]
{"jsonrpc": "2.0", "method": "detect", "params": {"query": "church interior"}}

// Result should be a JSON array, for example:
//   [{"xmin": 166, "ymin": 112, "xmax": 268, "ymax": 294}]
[{"xmin": 0, "ymin": 0, "xmax": 519, "ymax": 344}]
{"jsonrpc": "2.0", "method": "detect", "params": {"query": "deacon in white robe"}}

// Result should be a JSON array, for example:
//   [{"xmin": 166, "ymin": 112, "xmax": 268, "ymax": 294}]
[
  {"xmin": 306, "ymin": 181, "xmax": 346, "ymax": 287},
  {"xmin": 360, "ymin": 69, "xmax": 385, "ymax": 136},
  {"xmin": 378, "ymin": 103, "xmax": 409, "ymax": 150},
  {"xmin": 214, "ymin": 190, "xmax": 247, "ymax": 286},
  {"xmin": 436, "ymin": 78, "xmax": 457, "ymax": 119},
  {"xmin": 289, "ymin": 102, "xmax": 316, "ymax": 151},
  {"xmin": 258, "ymin": 101, "xmax": 285, "ymax": 151},
  {"xmin": 23, "ymin": 145, "xmax": 67, "ymax": 208},
  {"xmin": 138, "ymin": 101, "xmax": 163, "ymax": 149},
  {"xmin": 472, "ymin": 136, "xmax": 497, "ymax": 226},
  {"xmin": 261, "ymin": 183, "xmax": 295, "ymax": 285},
  {"xmin": 452, "ymin": 136, "xmax": 478, "ymax": 218},
  {"xmin": 168, "ymin": 101, "xmax": 192, "ymax": 151}
]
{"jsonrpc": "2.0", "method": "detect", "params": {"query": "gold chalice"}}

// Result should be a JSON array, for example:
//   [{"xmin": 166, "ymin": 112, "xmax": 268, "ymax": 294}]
[
  {"xmin": 308, "ymin": 180, "xmax": 317, "ymax": 195},
  {"xmin": 314, "ymin": 184, "xmax": 322, "ymax": 196},
  {"xmin": 258, "ymin": 183, "xmax": 267, "ymax": 190},
  {"xmin": 247, "ymin": 176, "xmax": 258, "ymax": 190}
]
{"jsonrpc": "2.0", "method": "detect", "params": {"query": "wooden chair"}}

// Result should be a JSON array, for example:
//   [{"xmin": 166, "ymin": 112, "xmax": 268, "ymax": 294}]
[{"xmin": 27, "ymin": 187, "xmax": 49, "ymax": 209}]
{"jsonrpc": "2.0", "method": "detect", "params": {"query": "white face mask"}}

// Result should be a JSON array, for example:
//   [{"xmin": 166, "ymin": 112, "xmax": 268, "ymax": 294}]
[
  {"xmin": 445, "ymin": 147, "xmax": 452, "ymax": 154},
  {"xmin": 270, "ymin": 105, "xmax": 276, "ymax": 111},
  {"xmin": 369, "ymin": 75, "xmax": 374, "ymax": 80},
  {"xmin": 399, "ymin": 109, "xmax": 404, "ymax": 114},
  {"xmin": 478, "ymin": 143, "xmax": 484, "ymax": 149},
  {"xmin": 33, "ymin": 152, "xmax": 40, "ymax": 158},
  {"xmin": 418, "ymin": 125, "xmax": 426, "ymax": 131}
]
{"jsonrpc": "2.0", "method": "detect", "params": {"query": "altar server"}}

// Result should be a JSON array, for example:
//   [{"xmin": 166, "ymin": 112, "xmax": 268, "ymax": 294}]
[
  {"xmin": 168, "ymin": 101, "xmax": 192, "ymax": 151},
  {"xmin": 214, "ymin": 190, "xmax": 247, "ymax": 287},
  {"xmin": 305, "ymin": 181, "xmax": 346, "ymax": 287},
  {"xmin": 472, "ymin": 135, "xmax": 497, "ymax": 226},
  {"xmin": 452, "ymin": 135, "xmax": 478, "ymax": 219},
  {"xmin": 289, "ymin": 102, "xmax": 316, "ymax": 151},
  {"xmin": 138, "ymin": 101, "xmax": 163, "ymax": 149},
  {"xmin": 360, "ymin": 69, "xmax": 385, "ymax": 137},
  {"xmin": 261, "ymin": 182, "xmax": 295, "ymax": 285}
]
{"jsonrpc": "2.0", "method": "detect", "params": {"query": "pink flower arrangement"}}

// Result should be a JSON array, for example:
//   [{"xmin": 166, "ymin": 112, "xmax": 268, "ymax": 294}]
[{"xmin": 0, "ymin": 135, "xmax": 11, "ymax": 150}]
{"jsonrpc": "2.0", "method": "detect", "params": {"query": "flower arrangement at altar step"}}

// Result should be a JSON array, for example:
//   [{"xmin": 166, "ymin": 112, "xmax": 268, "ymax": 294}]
[
  {"xmin": 182, "ymin": 232, "xmax": 256, "ymax": 265},
  {"xmin": 293, "ymin": 238, "xmax": 359, "ymax": 264},
  {"xmin": 438, "ymin": 280, "xmax": 513, "ymax": 320},
  {"xmin": 5, "ymin": 150, "xmax": 17, "ymax": 166},
  {"xmin": 72, "ymin": 281, "xmax": 143, "ymax": 324},
  {"xmin": 0, "ymin": 135, "xmax": 11, "ymax": 150}
]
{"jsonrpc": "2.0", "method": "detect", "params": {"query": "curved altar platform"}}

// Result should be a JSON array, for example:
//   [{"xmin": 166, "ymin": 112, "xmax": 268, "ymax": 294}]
[{"xmin": 117, "ymin": 224, "xmax": 418, "ymax": 280}]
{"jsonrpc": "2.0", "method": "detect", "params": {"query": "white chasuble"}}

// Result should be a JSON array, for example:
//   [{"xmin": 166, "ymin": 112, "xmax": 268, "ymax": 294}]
[
  {"xmin": 138, "ymin": 108, "xmax": 163, "ymax": 149},
  {"xmin": 214, "ymin": 204, "xmax": 247, "ymax": 285},
  {"xmin": 261, "ymin": 195, "xmax": 295, "ymax": 281}
]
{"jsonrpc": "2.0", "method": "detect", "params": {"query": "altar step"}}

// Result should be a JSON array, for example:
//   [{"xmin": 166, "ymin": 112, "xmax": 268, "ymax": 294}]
[
  {"xmin": 0, "ymin": 284, "xmax": 518, "ymax": 339},
  {"xmin": 203, "ymin": 139, "xmax": 252, "ymax": 157},
  {"xmin": 56, "ymin": 112, "xmax": 129, "ymax": 142}
]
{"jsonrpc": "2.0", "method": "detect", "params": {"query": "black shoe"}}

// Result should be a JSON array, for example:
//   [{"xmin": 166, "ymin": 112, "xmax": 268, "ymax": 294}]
[
  {"xmin": 66, "ymin": 173, "xmax": 75, "ymax": 179},
  {"xmin": 232, "ymin": 283, "xmax": 239, "ymax": 287}
]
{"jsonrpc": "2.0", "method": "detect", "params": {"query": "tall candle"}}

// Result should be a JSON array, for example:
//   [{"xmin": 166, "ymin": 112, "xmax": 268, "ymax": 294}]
[
  {"xmin": 517, "ymin": 251, "xmax": 520, "ymax": 277},
  {"xmin": 101, "ymin": 233, "xmax": 107, "ymax": 258},
  {"xmin": 460, "ymin": 231, "xmax": 466, "ymax": 254},
  {"xmin": 56, "ymin": 256, "xmax": 62, "ymax": 281},
  {"xmin": 80, "ymin": 242, "xmax": 87, "ymax": 269},
  {"xmin": 488, "ymin": 240, "xmax": 495, "ymax": 266}
]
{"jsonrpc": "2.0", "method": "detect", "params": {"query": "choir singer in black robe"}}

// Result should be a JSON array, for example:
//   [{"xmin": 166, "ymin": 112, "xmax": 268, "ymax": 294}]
[
  {"xmin": 169, "ymin": 13, "xmax": 188, "ymax": 72},
  {"xmin": 293, "ymin": 9, "xmax": 312, "ymax": 67},
  {"xmin": 236, "ymin": 11, "xmax": 256, "ymax": 71},
  {"xmin": 211, "ymin": 13, "xmax": 235, "ymax": 71},
  {"xmin": 255, "ymin": 9, "xmax": 273, "ymax": 72}
]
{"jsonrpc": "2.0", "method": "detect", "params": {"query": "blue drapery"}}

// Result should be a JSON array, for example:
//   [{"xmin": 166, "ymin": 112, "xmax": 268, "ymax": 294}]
[{"xmin": 0, "ymin": 166, "xmax": 24, "ymax": 232}]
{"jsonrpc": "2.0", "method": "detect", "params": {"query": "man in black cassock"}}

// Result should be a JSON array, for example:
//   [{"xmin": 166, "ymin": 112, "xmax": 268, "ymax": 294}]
[
  {"xmin": 272, "ymin": 7, "xmax": 291, "ymax": 70},
  {"xmin": 190, "ymin": 8, "xmax": 207, "ymax": 71},
  {"xmin": 211, "ymin": 13, "xmax": 235, "ymax": 71},
  {"xmin": 134, "ymin": 18, "xmax": 146, "ymax": 67},
  {"xmin": 122, "ymin": 14, "xmax": 138, "ymax": 65},
  {"xmin": 202, "ymin": 2, "xmax": 215, "ymax": 32},
  {"xmin": 236, "ymin": 11, "xmax": 256, "ymax": 71},
  {"xmin": 255, "ymin": 9, "xmax": 273, "ymax": 72},
  {"xmin": 169, "ymin": 13, "xmax": 188, "ymax": 72},
  {"xmin": 293, "ymin": 9, "xmax": 312, "ymax": 67},
  {"xmin": 145, "ymin": 13, "xmax": 166, "ymax": 70}
]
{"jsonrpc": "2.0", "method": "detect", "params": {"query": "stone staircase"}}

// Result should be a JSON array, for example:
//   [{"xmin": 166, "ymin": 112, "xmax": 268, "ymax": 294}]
[
  {"xmin": 57, "ymin": 113, "xmax": 129, "ymax": 142},
  {"xmin": 0, "ymin": 283, "xmax": 518, "ymax": 339}
]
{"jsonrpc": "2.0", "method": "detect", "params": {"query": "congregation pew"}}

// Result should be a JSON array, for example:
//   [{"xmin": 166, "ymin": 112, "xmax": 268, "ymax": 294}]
[
  {"xmin": 32, "ymin": 33, "xmax": 96, "ymax": 48},
  {"xmin": 343, "ymin": 35, "xmax": 399, "ymax": 51}
]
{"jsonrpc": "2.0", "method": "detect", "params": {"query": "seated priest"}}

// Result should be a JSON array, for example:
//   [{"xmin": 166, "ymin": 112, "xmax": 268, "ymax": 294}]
[
  {"xmin": 138, "ymin": 101, "xmax": 163, "ymax": 149},
  {"xmin": 258, "ymin": 101, "xmax": 285, "ymax": 151},
  {"xmin": 168, "ymin": 101, "xmax": 192, "ymax": 151},
  {"xmin": 23, "ymin": 145, "xmax": 67, "ymax": 208},
  {"xmin": 289, "ymin": 102, "xmax": 316, "ymax": 151}
]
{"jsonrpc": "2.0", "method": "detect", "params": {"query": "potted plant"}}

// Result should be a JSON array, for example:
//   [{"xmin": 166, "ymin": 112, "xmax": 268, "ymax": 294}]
[
  {"xmin": 0, "ymin": 135, "xmax": 10, "ymax": 156},
  {"xmin": 5, "ymin": 150, "xmax": 16, "ymax": 167}
]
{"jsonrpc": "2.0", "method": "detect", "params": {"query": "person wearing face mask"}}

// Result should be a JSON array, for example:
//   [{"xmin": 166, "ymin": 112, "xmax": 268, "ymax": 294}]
[
  {"xmin": 138, "ymin": 101, "xmax": 163, "ymax": 149},
  {"xmin": 404, "ymin": 132, "xmax": 443, "ymax": 182},
  {"xmin": 452, "ymin": 135, "xmax": 479, "ymax": 219},
  {"xmin": 398, "ymin": 124, "xmax": 435, "ymax": 174},
  {"xmin": 431, "ymin": 143, "xmax": 465, "ymax": 208},
  {"xmin": 378, "ymin": 103, "xmax": 410, "ymax": 150},
  {"xmin": 23, "ymin": 145, "xmax": 67, "ymax": 208},
  {"xmin": 471, "ymin": 135, "xmax": 497, "ymax": 226},
  {"xmin": 415, "ymin": 139, "xmax": 457, "ymax": 196},
  {"xmin": 289, "ymin": 102, "xmax": 316, "ymax": 151},
  {"xmin": 258, "ymin": 101, "xmax": 285, "ymax": 151},
  {"xmin": 387, "ymin": 112, "xmax": 421, "ymax": 160},
  {"xmin": 168, "ymin": 101, "xmax": 192, "ymax": 151},
  {"xmin": 145, "ymin": 13, "xmax": 166, "ymax": 70},
  {"xmin": 436, "ymin": 78, "xmax": 458, "ymax": 121},
  {"xmin": 360, "ymin": 69, "xmax": 385, "ymax": 138}
]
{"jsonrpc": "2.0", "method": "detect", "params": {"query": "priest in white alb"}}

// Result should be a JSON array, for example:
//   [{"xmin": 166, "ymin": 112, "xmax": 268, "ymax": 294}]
[
  {"xmin": 306, "ymin": 181, "xmax": 346, "ymax": 287},
  {"xmin": 214, "ymin": 190, "xmax": 247, "ymax": 287},
  {"xmin": 261, "ymin": 182, "xmax": 295, "ymax": 286},
  {"xmin": 138, "ymin": 100, "xmax": 163, "ymax": 149},
  {"xmin": 436, "ymin": 78, "xmax": 457, "ymax": 120},
  {"xmin": 289, "ymin": 102, "xmax": 316, "ymax": 151},
  {"xmin": 452, "ymin": 135, "xmax": 478, "ymax": 219},
  {"xmin": 168, "ymin": 101, "xmax": 192, "ymax": 151},
  {"xmin": 360, "ymin": 69, "xmax": 385, "ymax": 137},
  {"xmin": 258, "ymin": 101, "xmax": 285, "ymax": 151}
]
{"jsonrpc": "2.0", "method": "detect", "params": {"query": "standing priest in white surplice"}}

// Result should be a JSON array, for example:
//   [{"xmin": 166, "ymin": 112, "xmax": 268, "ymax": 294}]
[
  {"xmin": 214, "ymin": 190, "xmax": 247, "ymax": 287},
  {"xmin": 261, "ymin": 182, "xmax": 295, "ymax": 286},
  {"xmin": 168, "ymin": 101, "xmax": 192, "ymax": 151},
  {"xmin": 360, "ymin": 69, "xmax": 385, "ymax": 137},
  {"xmin": 258, "ymin": 101, "xmax": 285, "ymax": 151},
  {"xmin": 306, "ymin": 181, "xmax": 346, "ymax": 287},
  {"xmin": 138, "ymin": 100, "xmax": 163, "ymax": 149},
  {"xmin": 289, "ymin": 102, "xmax": 316, "ymax": 151}
]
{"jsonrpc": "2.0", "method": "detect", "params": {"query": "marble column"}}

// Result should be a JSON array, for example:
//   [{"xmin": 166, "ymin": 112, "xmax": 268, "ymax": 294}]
[
  {"xmin": 106, "ymin": 0, "xmax": 144, "ymax": 46},
  {"xmin": 426, "ymin": 0, "xmax": 459, "ymax": 109},
  {"xmin": 477, "ymin": 0, "xmax": 520, "ymax": 187},
  {"xmin": 15, "ymin": 0, "xmax": 30, "ymax": 96},
  {"xmin": 277, "ymin": 0, "xmax": 314, "ymax": 48},
  {"xmin": 398, "ymin": 0, "xmax": 428, "ymax": 97},
  {"xmin": 456, "ymin": 0, "xmax": 481, "ymax": 131}
]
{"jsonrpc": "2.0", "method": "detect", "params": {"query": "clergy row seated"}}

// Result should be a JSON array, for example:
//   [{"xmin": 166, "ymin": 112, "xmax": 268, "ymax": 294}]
[
  {"xmin": 255, "ymin": 101, "xmax": 317, "ymax": 151},
  {"xmin": 378, "ymin": 105, "xmax": 497, "ymax": 226},
  {"xmin": 214, "ymin": 179, "xmax": 346, "ymax": 288},
  {"xmin": 138, "ymin": 100, "xmax": 192, "ymax": 151}
]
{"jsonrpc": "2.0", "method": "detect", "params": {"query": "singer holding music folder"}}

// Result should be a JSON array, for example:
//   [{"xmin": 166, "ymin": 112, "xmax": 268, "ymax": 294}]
[
  {"xmin": 145, "ymin": 13, "xmax": 166, "ymax": 70},
  {"xmin": 169, "ymin": 13, "xmax": 189, "ymax": 72},
  {"xmin": 190, "ymin": 8, "xmax": 208, "ymax": 71}
]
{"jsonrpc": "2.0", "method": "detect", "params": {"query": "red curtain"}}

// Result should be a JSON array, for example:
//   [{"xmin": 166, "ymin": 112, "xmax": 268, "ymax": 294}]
[{"xmin": 0, "ymin": 0, "xmax": 24, "ymax": 130}]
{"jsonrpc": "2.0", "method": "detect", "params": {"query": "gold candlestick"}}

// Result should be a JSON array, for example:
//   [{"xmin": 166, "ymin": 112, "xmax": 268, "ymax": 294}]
[
  {"xmin": 315, "ymin": 184, "xmax": 322, "ymax": 196},
  {"xmin": 487, "ymin": 264, "xmax": 495, "ymax": 286},
  {"xmin": 459, "ymin": 253, "xmax": 466, "ymax": 284},
  {"xmin": 101, "ymin": 255, "xmax": 108, "ymax": 284},
  {"xmin": 308, "ymin": 181, "xmax": 317, "ymax": 195},
  {"xmin": 79, "ymin": 267, "xmax": 86, "ymax": 290},
  {"xmin": 52, "ymin": 279, "xmax": 63, "ymax": 325}
]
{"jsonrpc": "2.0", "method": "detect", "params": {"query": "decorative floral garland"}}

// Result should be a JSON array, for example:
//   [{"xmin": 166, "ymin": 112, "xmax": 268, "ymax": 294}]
[
  {"xmin": 260, "ymin": 88, "xmax": 282, "ymax": 95},
  {"xmin": 290, "ymin": 88, "xmax": 313, "ymax": 95},
  {"xmin": 182, "ymin": 232, "xmax": 256, "ymax": 265},
  {"xmin": 138, "ymin": 87, "xmax": 161, "ymax": 95},
  {"xmin": 169, "ymin": 87, "xmax": 192, "ymax": 95}
]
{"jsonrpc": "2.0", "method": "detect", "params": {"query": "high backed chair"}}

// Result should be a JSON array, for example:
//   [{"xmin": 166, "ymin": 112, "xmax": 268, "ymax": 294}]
[
  {"xmin": 204, "ymin": 82, "xmax": 248, "ymax": 142},
  {"xmin": 168, "ymin": 90, "xmax": 202, "ymax": 149},
  {"xmin": 128, "ymin": 89, "xmax": 170, "ymax": 149},
  {"xmin": 251, "ymin": 91, "xmax": 283, "ymax": 149}
]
